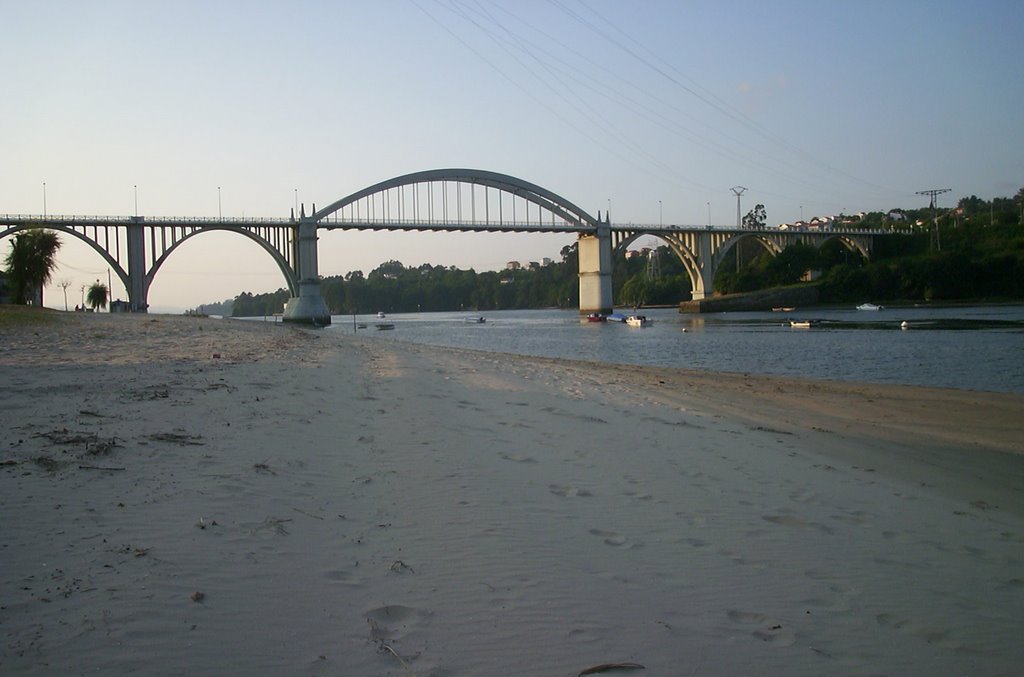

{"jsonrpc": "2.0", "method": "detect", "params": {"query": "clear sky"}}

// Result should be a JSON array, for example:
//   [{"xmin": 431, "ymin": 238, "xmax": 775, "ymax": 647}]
[{"xmin": 3, "ymin": 0, "xmax": 1022, "ymax": 312}]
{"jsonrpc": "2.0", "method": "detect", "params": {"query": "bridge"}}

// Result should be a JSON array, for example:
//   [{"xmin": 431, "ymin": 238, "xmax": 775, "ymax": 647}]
[{"xmin": 1, "ymin": 168, "xmax": 880, "ymax": 325}]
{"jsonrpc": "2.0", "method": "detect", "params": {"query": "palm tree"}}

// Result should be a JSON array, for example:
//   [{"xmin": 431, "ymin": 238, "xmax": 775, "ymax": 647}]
[
  {"xmin": 87, "ymin": 282, "xmax": 108, "ymax": 312},
  {"xmin": 3, "ymin": 229, "xmax": 61, "ymax": 305}
]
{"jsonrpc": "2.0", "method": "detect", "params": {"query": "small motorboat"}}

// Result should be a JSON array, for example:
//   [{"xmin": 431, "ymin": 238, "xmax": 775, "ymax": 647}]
[
  {"xmin": 856, "ymin": 303, "xmax": 883, "ymax": 311},
  {"xmin": 464, "ymin": 316, "xmax": 486, "ymax": 324},
  {"xmin": 606, "ymin": 313, "xmax": 627, "ymax": 323},
  {"xmin": 377, "ymin": 311, "xmax": 386, "ymax": 318},
  {"xmin": 375, "ymin": 323, "xmax": 395, "ymax": 330},
  {"xmin": 772, "ymin": 307, "xmax": 796, "ymax": 312},
  {"xmin": 585, "ymin": 313, "xmax": 606, "ymax": 322},
  {"xmin": 626, "ymin": 315, "xmax": 650, "ymax": 327},
  {"xmin": 789, "ymin": 319, "xmax": 818, "ymax": 328}
]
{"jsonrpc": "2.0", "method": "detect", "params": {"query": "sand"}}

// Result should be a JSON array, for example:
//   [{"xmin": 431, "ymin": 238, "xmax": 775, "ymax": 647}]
[{"xmin": 2, "ymin": 311, "xmax": 1023, "ymax": 675}]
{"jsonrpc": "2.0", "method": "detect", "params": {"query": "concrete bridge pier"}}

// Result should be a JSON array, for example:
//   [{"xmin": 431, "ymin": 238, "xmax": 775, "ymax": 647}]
[
  {"xmin": 127, "ymin": 218, "xmax": 149, "ymax": 311},
  {"xmin": 691, "ymin": 232, "xmax": 714, "ymax": 300},
  {"xmin": 283, "ymin": 217, "xmax": 332, "ymax": 326},
  {"xmin": 578, "ymin": 223, "xmax": 613, "ymax": 315}
]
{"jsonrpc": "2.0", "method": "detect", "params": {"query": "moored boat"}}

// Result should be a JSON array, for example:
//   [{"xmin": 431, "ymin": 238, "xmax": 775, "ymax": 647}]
[
  {"xmin": 856, "ymin": 303, "xmax": 883, "ymax": 311},
  {"xmin": 606, "ymin": 313, "xmax": 627, "ymax": 323},
  {"xmin": 585, "ymin": 313, "xmax": 606, "ymax": 322},
  {"xmin": 789, "ymin": 319, "xmax": 818, "ymax": 328},
  {"xmin": 626, "ymin": 314, "xmax": 650, "ymax": 327},
  {"xmin": 464, "ymin": 316, "xmax": 486, "ymax": 324},
  {"xmin": 375, "ymin": 323, "xmax": 395, "ymax": 330}
]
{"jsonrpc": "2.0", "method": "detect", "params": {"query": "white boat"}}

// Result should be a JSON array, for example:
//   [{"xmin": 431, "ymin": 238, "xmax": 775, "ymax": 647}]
[
  {"xmin": 464, "ymin": 316, "xmax": 486, "ymax": 324},
  {"xmin": 789, "ymin": 319, "xmax": 817, "ymax": 328},
  {"xmin": 856, "ymin": 303, "xmax": 884, "ymax": 311},
  {"xmin": 377, "ymin": 311, "xmax": 386, "ymax": 318},
  {"xmin": 606, "ymin": 313, "xmax": 627, "ymax": 323},
  {"xmin": 625, "ymin": 315, "xmax": 650, "ymax": 327}
]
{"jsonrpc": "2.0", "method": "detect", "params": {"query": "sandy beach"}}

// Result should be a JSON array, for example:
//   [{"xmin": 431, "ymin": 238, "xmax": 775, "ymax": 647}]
[{"xmin": 2, "ymin": 310, "xmax": 1023, "ymax": 675}]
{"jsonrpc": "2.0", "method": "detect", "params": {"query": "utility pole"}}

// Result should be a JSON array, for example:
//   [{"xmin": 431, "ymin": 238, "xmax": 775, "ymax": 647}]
[
  {"xmin": 916, "ymin": 188, "xmax": 951, "ymax": 251},
  {"xmin": 731, "ymin": 186, "xmax": 747, "ymax": 228}
]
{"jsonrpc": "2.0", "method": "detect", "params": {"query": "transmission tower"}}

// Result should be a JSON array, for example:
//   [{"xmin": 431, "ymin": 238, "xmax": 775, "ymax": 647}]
[
  {"xmin": 731, "ymin": 186, "xmax": 747, "ymax": 228},
  {"xmin": 646, "ymin": 245, "xmax": 661, "ymax": 281},
  {"xmin": 916, "ymin": 188, "xmax": 951, "ymax": 251}
]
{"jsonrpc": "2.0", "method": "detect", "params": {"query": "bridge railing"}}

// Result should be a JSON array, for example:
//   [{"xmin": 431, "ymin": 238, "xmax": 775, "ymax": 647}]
[{"xmin": 1, "ymin": 214, "xmax": 295, "ymax": 226}]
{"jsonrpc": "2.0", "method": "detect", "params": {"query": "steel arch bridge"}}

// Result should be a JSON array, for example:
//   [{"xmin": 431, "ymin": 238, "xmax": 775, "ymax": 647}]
[{"xmin": 1, "ymin": 168, "xmax": 881, "ymax": 323}]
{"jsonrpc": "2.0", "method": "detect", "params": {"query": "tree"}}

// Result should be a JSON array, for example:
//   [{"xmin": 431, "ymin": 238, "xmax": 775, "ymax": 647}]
[
  {"xmin": 59, "ymin": 279, "xmax": 72, "ymax": 311},
  {"xmin": 742, "ymin": 204, "xmax": 767, "ymax": 229},
  {"xmin": 3, "ymin": 229, "xmax": 61, "ymax": 305},
  {"xmin": 87, "ymin": 282, "xmax": 108, "ymax": 311}
]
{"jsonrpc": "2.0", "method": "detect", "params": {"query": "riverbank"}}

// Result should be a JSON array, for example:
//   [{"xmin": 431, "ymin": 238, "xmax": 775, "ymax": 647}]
[{"xmin": 2, "ymin": 312, "xmax": 1023, "ymax": 674}]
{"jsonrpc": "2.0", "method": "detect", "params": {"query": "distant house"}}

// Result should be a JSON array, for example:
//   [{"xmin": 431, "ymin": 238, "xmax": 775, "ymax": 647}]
[
  {"xmin": 540, "ymin": 257, "xmax": 552, "ymax": 267},
  {"xmin": 505, "ymin": 261, "xmax": 522, "ymax": 270}
]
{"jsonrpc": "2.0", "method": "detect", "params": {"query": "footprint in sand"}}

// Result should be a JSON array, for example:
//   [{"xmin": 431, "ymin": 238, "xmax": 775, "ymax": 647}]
[
  {"xmin": 549, "ymin": 484, "xmax": 593, "ymax": 498},
  {"xmin": 726, "ymin": 610, "xmax": 796, "ymax": 646},
  {"xmin": 588, "ymin": 528, "xmax": 640, "ymax": 548},
  {"xmin": 365, "ymin": 604, "xmax": 431, "ymax": 641},
  {"xmin": 499, "ymin": 452, "xmax": 537, "ymax": 464},
  {"xmin": 324, "ymin": 569, "xmax": 363, "ymax": 587},
  {"xmin": 762, "ymin": 513, "xmax": 834, "ymax": 534}
]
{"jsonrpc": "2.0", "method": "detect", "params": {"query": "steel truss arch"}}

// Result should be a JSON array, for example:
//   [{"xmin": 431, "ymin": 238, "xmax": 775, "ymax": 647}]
[{"xmin": 313, "ymin": 168, "xmax": 599, "ymax": 231}]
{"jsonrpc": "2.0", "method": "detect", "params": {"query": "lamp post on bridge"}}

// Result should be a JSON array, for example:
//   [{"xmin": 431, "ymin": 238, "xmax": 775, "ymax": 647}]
[
  {"xmin": 659, "ymin": 200, "xmax": 662, "ymax": 227},
  {"xmin": 134, "ymin": 185, "xmax": 138, "ymax": 217},
  {"xmin": 218, "ymin": 186, "xmax": 222, "ymax": 221},
  {"xmin": 43, "ymin": 182, "xmax": 47, "ymax": 217},
  {"xmin": 707, "ymin": 202, "xmax": 711, "ymax": 228}
]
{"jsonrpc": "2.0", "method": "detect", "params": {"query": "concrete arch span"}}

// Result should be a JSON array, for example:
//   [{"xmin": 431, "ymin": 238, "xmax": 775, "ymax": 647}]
[
  {"xmin": 0, "ymin": 223, "xmax": 131, "ymax": 300},
  {"xmin": 146, "ymin": 227, "xmax": 299, "ymax": 301},
  {"xmin": 313, "ymin": 168, "xmax": 599, "ymax": 229},
  {"xmin": 611, "ymin": 230, "xmax": 702, "ymax": 299}
]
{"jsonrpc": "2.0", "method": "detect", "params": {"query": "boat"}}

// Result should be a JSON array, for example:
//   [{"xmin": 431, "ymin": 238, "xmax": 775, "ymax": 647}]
[
  {"xmin": 626, "ymin": 315, "xmax": 650, "ymax": 327},
  {"xmin": 464, "ymin": 316, "xmax": 486, "ymax": 324},
  {"xmin": 772, "ymin": 306, "xmax": 796, "ymax": 312},
  {"xmin": 856, "ymin": 303, "xmax": 884, "ymax": 311},
  {"xmin": 585, "ymin": 313, "xmax": 606, "ymax": 322},
  {"xmin": 789, "ymin": 319, "xmax": 818, "ymax": 328},
  {"xmin": 377, "ymin": 311, "xmax": 386, "ymax": 318},
  {"xmin": 606, "ymin": 313, "xmax": 627, "ymax": 323},
  {"xmin": 375, "ymin": 323, "xmax": 395, "ymax": 330}
]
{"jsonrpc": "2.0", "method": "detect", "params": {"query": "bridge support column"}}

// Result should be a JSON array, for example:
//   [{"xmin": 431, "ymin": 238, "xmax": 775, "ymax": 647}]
[
  {"xmin": 126, "ymin": 218, "xmax": 149, "ymax": 311},
  {"xmin": 689, "ymin": 231, "xmax": 715, "ymax": 300},
  {"xmin": 578, "ymin": 226, "xmax": 613, "ymax": 315},
  {"xmin": 283, "ymin": 218, "xmax": 332, "ymax": 326}
]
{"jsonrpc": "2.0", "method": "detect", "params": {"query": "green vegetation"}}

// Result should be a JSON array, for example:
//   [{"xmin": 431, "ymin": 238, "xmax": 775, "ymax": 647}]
[
  {"xmin": 716, "ymin": 189, "xmax": 1024, "ymax": 304},
  {"xmin": 3, "ymin": 229, "xmax": 61, "ymax": 305},
  {"xmin": 86, "ymin": 282, "xmax": 108, "ymax": 311},
  {"xmin": 0, "ymin": 304, "xmax": 60, "ymax": 327}
]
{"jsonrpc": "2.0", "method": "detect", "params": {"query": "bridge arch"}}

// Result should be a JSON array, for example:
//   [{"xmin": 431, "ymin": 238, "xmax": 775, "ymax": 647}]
[
  {"xmin": 816, "ymin": 233, "xmax": 871, "ymax": 261},
  {"xmin": 0, "ymin": 223, "xmax": 131, "ymax": 297},
  {"xmin": 612, "ymin": 230, "xmax": 702, "ymax": 298},
  {"xmin": 146, "ymin": 227, "xmax": 299, "ymax": 299},
  {"xmin": 313, "ymin": 168, "xmax": 599, "ymax": 230}
]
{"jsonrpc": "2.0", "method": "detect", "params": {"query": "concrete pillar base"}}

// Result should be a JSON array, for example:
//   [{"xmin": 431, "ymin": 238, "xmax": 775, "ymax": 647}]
[{"xmin": 282, "ymin": 280, "xmax": 332, "ymax": 326}]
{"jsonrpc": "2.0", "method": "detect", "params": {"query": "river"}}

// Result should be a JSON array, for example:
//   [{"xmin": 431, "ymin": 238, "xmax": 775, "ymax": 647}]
[{"xmin": 325, "ymin": 304, "xmax": 1024, "ymax": 394}]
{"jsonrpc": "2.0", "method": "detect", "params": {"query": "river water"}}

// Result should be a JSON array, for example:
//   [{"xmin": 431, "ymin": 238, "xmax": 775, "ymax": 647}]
[{"xmin": 325, "ymin": 304, "xmax": 1024, "ymax": 394}]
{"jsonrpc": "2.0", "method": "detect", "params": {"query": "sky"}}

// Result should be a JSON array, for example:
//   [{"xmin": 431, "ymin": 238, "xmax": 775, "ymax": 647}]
[{"xmin": 3, "ymin": 0, "xmax": 1022, "ymax": 312}]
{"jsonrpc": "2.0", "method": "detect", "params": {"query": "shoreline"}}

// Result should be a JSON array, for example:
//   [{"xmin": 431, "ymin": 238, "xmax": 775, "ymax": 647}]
[{"xmin": 2, "ymin": 312, "xmax": 1023, "ymax": 674}]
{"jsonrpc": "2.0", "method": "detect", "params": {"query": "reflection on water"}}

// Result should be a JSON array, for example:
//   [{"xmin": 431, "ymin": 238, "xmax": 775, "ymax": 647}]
[{"xmin": 328, "ymin": 304, "xmax": 1024, "ymax": 394}]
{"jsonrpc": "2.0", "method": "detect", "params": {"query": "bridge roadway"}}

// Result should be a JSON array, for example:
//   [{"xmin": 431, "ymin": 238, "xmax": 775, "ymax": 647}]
[{"xmin": 0, "ymin": 169, "xmax": 880, "ymax": 324}]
